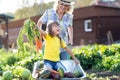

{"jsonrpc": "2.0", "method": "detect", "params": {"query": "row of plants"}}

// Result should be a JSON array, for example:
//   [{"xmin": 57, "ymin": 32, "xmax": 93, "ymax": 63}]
[
  {"xmin": 0, "ymin": 43, "xmax": 120, "ymax": 79},
  {"xmin": 72, "ymin": 44, "xmax": 120, "ymax": 72},
  {"xmin": 0, "ymin": 43, "xmax": 43, "ymax": 80}
]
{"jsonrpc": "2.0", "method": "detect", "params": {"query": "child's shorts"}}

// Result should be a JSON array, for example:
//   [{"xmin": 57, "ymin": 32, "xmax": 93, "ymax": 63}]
[{"xmin": 44, "ymin": 60, "xmax": 67, "ymax": 71}]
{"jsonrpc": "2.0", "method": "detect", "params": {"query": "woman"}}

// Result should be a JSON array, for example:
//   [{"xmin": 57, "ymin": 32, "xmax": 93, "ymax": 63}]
[{"xmin": 37, "ymin": 0, "xmax": 75, "ymax": 60}]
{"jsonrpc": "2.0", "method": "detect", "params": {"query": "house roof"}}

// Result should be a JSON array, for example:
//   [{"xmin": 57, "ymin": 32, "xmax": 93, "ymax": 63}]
[
  {"xmin": 0, "ymin": 14, "xmax": 14, "ymax": 23},
  {"xmin": 73, "ymin": 5, "xmax": 120, "ymax": 19}
]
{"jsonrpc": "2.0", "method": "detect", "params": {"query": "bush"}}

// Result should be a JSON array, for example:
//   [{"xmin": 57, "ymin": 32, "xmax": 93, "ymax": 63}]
[{"xmin": 73, "ymin": 44, "xmax": 120, "ymax": 72}]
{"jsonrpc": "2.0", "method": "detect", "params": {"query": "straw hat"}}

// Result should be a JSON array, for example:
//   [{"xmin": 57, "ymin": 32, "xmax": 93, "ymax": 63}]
[{"xmin": 58, "ymin": 0, "xmax": 75, "ymax": 6}]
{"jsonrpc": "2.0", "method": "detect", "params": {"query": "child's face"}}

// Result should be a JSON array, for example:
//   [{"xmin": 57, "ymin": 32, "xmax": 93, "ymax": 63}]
[{"xmin": 52, "ymin": 24, "xmax": 60, "ymax": 36}]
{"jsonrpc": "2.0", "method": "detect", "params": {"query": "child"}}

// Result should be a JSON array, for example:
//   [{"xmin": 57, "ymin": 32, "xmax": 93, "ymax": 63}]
[{"xmin": 38, "ymin": 21, "xmax": 79, "ymax": 72}]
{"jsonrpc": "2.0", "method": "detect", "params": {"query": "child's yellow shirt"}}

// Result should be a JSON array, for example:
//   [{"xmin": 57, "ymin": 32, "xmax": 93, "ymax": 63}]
[{"xmin": 43, "ymin": 34, "xmax": 66, "ymax": 62}]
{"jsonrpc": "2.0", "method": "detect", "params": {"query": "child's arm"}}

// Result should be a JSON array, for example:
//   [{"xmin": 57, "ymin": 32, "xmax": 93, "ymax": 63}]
[{"xmin": 64, "ymin": 47, "xmax": 79, "ymax": 64}]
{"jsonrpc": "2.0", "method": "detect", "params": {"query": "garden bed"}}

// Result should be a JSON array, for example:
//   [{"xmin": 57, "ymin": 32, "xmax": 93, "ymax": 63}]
[{"xmin": 84, "ymin": 70, "xmax": 120, "ymax": 80}]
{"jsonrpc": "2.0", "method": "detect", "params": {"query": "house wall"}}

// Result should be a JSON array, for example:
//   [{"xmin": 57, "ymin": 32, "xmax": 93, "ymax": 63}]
[
  {"xmin": 73, "ymin": 16, "xmax": 120, "ymax": 45},
  {"xmin": 73, "ymin": 18, "xmax": 96, "ymax": 45},
  {"xmin": 96, "ymin": 16, "xmax": 120, "ymax": 44}
]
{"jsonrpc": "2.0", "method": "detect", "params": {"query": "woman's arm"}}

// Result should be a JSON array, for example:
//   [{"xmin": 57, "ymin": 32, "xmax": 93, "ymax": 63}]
[
  {"xmin": 68, "ymin": 14, "xmax": 74, "ymax": 45},
  {"xmin": 68, "ymin": 26, "xmax": 73, "ymax": 45}
]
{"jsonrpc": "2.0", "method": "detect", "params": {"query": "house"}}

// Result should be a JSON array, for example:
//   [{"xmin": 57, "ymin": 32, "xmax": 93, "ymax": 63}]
[
  {"xmin": 1, "ymin": 5, "xmax": 120, "ymax": 48},
  {"xmin": 73, "ymin": 5, "xmax": 120, "ymax": 45}
]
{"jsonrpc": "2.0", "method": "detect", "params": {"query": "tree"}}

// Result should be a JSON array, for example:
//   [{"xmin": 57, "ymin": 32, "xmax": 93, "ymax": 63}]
[
  {"xmin": 74, "ymin": 0, "xmax": 94, "ymax": 8},
  {"xmin": 14, "ymin": 1, "xmax": 54, "ymax": 20}
]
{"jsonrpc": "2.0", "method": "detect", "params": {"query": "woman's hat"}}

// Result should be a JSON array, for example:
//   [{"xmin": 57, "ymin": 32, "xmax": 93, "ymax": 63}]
[{"xmin": 58, "ymin": 0, "xmax": 75, "ymax": 6}]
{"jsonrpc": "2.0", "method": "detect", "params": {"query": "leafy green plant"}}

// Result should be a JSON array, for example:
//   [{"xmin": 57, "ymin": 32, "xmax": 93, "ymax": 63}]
[
  {"xmin": 15, "ymin": 53, "xmax": 43, "ymax": 71},
  {"xmin": 2, "ymin": 71, "xmax": 13, "ymax": 80},
  {"xmin": 73, "ymin": 44, "xmax": 120, "ymax": 72},
  {"xmin": 17, "ymin": 18, "xmax": 40, "ymax": 52},
  {"xmin": 6, "ymin": 55, "xmax": 20, "ymax": 66},
  {"xmin": 0, "ymin": 62, "xmax": 4, "ymax": 76}
]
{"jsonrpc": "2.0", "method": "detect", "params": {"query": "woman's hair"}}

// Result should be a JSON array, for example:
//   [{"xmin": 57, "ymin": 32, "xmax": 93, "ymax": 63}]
[{"xmin": 53, "ymin": 0, "xmax": 74, "ymax": 14}]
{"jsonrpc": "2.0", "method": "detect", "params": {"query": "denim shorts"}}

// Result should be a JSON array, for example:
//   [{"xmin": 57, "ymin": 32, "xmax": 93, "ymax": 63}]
[{"xmin": 43, "ymin": 60, "xmax": 67, "ymax": 71}]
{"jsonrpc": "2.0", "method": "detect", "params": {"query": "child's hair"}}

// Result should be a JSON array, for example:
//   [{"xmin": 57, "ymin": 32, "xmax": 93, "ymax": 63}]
[
  {"xmin": 47, "ymin": 21, "xmax": 62, "ymax": 45},
  {"xmin": 47, "ymin": 21, "xmax": 59, "ymax": 37}
]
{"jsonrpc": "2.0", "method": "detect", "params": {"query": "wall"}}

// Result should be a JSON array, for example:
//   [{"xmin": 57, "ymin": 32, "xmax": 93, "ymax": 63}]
[
  {"xmin": 96, "ymin": 16, "xmax": 120, "ymax": 44},
  {"xmin": 73, "ymin": 18, "xmax": 96, "ymax": 45}
]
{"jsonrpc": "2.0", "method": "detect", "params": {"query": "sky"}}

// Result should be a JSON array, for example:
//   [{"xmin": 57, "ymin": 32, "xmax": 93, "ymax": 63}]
[{"xmin": 0, "ymin": 0, "xmax": 55, "ymax": 13}]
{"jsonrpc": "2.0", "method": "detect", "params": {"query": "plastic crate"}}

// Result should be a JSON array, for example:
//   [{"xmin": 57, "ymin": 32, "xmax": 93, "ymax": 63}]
[{"xmin": 32, "ymin": 60, "xmax": 86, "ymax": 80}]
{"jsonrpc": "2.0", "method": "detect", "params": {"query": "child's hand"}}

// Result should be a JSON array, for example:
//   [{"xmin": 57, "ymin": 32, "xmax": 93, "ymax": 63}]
[{"xmin": 74, "ymin": 59, "xmax": 80, "ymax": 64}]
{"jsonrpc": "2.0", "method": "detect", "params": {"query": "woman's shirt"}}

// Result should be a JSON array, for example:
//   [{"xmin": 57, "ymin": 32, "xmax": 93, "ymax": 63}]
[{"xmin": 43, "ymin": 34, "xmax": 67, "ymax": 62}]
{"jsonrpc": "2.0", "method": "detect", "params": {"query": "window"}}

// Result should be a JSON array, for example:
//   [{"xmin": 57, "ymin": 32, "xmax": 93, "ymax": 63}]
[{"xmin": 84, "ymin": 19, "xmax": 92, "ymax": 32}]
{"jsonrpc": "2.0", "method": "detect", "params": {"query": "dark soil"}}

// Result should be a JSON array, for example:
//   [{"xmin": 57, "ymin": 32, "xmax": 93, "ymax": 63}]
[{"xmin": 86, "ymin": 70, "xmax": 120, "ymax": 80}]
